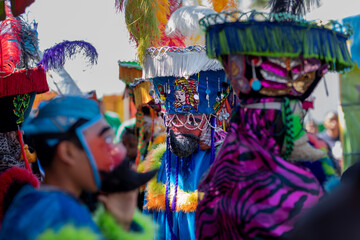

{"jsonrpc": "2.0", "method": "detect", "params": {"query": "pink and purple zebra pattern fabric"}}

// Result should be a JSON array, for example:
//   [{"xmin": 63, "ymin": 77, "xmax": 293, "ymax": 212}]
[{"xmin": 196, "ymin": 99, "xmax": 323, "ymax": 239}]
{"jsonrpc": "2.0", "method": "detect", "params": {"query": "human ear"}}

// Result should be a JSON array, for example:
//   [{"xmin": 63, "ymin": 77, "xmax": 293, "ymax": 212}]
[{"xmin": 56, "ymin": 141, "xmax": 78, "ymax": 166}]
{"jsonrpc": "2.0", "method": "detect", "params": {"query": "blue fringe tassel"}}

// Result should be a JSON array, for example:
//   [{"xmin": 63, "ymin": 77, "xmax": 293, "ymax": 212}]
[
  {"xmin": 39, "ymin": 40, "xmax": 98, "ymax": 71},
  {"xmin": 165, "ymin": 128, "xmax": 177, "ymax": 240},
  {"xmin": 210, "ymin": 116, "xmax": 216, "ymax": 165}
]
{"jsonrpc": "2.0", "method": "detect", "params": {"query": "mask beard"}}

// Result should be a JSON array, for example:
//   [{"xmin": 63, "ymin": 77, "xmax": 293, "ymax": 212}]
[{"xmin": 169, "ymin": 129, "xmax": 199, "ymax": 157}]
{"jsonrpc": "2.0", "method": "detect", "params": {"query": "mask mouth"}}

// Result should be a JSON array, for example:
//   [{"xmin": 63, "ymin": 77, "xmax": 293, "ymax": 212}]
[
  {"xmin": 100, "ymin": 158, "xmax": 158, "ymax": 193},
  {"xmin": 169, "ymin": 129, "xmax": 199, "ymax": 157}
]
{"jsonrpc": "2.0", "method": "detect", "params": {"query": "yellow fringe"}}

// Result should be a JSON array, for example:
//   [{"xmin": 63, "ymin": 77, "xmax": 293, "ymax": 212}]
[
  {"xmin": 138, "ymin": 143, "xmax": 166, "ymax": 173},
  {"xmin": 145, "ymin": 179, "xmax": 198, "ymax": 212},
  {"xmin": 138, "ymin": 143, "xmax": 198, "ymax": 212},
  {"xmin": 152, "ymin": 134, "xmax": 166, "ymax": 147}
]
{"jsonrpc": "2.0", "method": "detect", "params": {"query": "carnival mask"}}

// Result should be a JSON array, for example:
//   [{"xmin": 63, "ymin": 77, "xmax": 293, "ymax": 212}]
[
  {"xmin": 222, "ymin": 55, "xmax": 329, "ymax": 100},
  {"xmin": 166, "ymin": 114, "xmax": 210, "ymax": 157},
  {"xmin": 76, "ymin": 115, "xmax": 126, "ymax": 189}
]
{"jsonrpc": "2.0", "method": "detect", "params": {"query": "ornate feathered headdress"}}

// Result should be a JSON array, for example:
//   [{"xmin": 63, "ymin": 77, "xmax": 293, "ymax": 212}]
[
  {"xmin": 199, "ymin": 5, "xmax": 352, "ymax": 100},
  {"xmin": 115, "ymin": 0, "xmax": 184, "ymax": 64},
  {"xmin": 0, "ymin": 1, "xmax": 47, "ymax": 172}
]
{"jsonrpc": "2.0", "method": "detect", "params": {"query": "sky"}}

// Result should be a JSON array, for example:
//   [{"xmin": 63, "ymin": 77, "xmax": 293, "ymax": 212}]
[
  {"xmin": 25, "ymin": 0, "xmax": 360, "ymax": 121},
  {"xmin": 26, "ymin": 0, "xmax": 137, "ymax": 97}
]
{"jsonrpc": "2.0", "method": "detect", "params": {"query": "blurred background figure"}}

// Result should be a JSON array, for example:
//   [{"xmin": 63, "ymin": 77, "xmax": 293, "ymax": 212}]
[
  {"xmin": 121, "ymin": 126, "xmax": 139, "ymax": 165},
  {"xmin": 318, "ymin": 112, "xmax": 340, "ymax": 149},
  {"xmin": 317, "ymin": 112, "xmax": 343, "ymax": 167},
  {"xmin": 306, "ymin": 120, "xmax": 319, "ymax": 135}
]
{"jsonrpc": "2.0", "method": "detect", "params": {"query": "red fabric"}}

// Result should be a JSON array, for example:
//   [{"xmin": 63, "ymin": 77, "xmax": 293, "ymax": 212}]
[
  {"xmin": 307, "ymin": 133, "xmax": 328, "ymax": 151},
  {"xmin": 0, "ymin": 167, "xmax": 39, "ymax": 226},
  {"xmin": 302, "ymin": 101, "xmax": 314, "ymax": 110},
  {"xmin": 0, "ymin": 66, "xmax": 48, "ymax": 97},
  {"xmin": 10, "ymin": 0, "xmax": 35, "ymax": 17}
]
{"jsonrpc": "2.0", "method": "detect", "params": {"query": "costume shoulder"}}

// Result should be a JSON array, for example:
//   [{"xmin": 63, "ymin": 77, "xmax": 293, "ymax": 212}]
[
  {"xmin": 0, "ymin": 184, "xmax": 99, "ymax": 240},
  {"xmin": 94, "ymin": 206, "xmax": 155, "ymax": 240}
]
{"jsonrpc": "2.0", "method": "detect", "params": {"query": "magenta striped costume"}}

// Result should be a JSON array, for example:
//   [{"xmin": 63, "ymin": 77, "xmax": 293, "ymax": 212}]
[{"xmin": 196, "ymin": 100, "xmax": 323, "ymax": 239}]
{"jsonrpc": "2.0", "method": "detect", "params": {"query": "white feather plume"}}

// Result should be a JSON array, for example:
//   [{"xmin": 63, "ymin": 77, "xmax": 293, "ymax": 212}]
[{"xmin": 165, "ymin": 6, "xmax": 216, "ymax": 45}]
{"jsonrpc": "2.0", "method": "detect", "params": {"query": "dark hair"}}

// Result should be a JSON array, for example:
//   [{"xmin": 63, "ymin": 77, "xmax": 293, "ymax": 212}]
[
  {"xmin": 306, "ymin": 120, "xmax": 317, "ymax": 125},
  {"xmin": 141, "ymin": 106, "xmax": 151, "ymax": 116},
  {"xmin": 325, "ymin": 111, "xmax": 338, "ymax": 120},
  {"xmin": 26, "ymin": 119, "xmax": 88, "ymax": 169},
  {"xmin": 121, "ymin": 126, "xmax": 138, "ymax": 140}
]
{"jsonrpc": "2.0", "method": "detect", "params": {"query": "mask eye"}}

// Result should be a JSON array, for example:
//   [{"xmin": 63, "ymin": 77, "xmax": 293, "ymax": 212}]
[
  {"xmin": 105, "ymin": 135, "xmax": 113, "ymax": 144},
  {"xmin": 188, "ymin": 118, "xmax": 198, "ymax": 126}
]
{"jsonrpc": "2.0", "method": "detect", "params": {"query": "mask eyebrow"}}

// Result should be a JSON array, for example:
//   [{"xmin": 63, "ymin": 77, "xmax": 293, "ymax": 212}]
[{"xmin": 98, "ymin": 126, "xmax": 111, "ymax": 137}]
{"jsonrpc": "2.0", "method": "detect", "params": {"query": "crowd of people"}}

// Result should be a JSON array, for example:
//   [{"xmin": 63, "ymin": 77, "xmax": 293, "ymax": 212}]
[{"xmin": 0, "ymin": 0, "xmax": 359, "ymax": 239}]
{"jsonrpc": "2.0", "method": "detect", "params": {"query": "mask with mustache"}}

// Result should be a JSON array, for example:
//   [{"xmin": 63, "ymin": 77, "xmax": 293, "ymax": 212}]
[{"xmin": 169, "ymin": 129, "xmax": 199, "ymax": 157}]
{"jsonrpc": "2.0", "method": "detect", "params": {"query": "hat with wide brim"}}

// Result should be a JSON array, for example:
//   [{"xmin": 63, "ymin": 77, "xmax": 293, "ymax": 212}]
[{"xmin": 199, "ymin": 10, "xmax": 353, "ymax": 100}]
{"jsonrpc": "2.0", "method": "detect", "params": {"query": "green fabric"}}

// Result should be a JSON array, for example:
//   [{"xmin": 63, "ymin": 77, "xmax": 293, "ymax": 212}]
[
  {"xmin": 340, "ymin": 62, "xmax": 360, "ymax": 170},
  {"xmin": 292, "ymin": 115, "xmax": 305, "ymax": 141},
  {"xmin": 318, "ymin": 124, "xmax": 325, "ymax": 133},
  {"xmin": 114, "ymin": 118, "xmax": 136, "ymax": 143},
  {"xmin": 104, "ymin": 111, "xmax": 121, "ymax": 133},
  {"xmin": 36, "ymin": 205, "xmax": 156, "ymax": 240},
  {"xmin": 282, "ymin": 98, "xmax": 295, "ymax": 160},
  {"xmin": 37, "ymin": 225, "xmax": 100, "ymax": 240},
  {"xmin": 94, "ymin": 205, "xmax": 156, "ymax": 240},
  {"xmin": 321, "ymin": 160, "xmax": 336, "ymax": 176},
  {"xmin": 118, "ymin": 61, "xmax": 142, "ymax": 70}
]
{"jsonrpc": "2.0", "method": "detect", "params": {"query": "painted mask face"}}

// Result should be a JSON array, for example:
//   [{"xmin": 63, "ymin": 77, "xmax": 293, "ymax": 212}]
[
  {"xmin": 173, "ymin": 78, "xmax": 199, "ymax": 113},
  {"xmin": 167, "ymin": 114, "xmax": 209, "ymax": 157},
  {"xmin": 175, "ymin": 90, "xmax": 187, "ymax": 104},
  {"xmin": 76, "ymin": 115, "xmax": 126, "ymax": 188},
  {"xmin": 222, "ymin": 54, "xmax": 327, "ymax": 99}
]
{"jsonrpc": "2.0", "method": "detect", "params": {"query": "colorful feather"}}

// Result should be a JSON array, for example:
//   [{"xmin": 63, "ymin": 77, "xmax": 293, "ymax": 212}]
[
  {"xmin": 17, "ymin": 17, "xmax": 40, "ymax": 69},
  {"xmin": 267, "ymin": 0, "xmax": 320, "ymax": 15},
  {"xmin": 208, "ymin": 0, "xmax": 238, "ymax": 12},
  {"xmin": 118, "ymin": 0, "xmax": 185, "ymax": 63},
  {"xmin": 114, "ymin": 0, "xmax": 125, "ymax": 12},
  {"xmin": 156, "ymin": 0, "xmax": 185, "ymax": 47},
  {"xmin": 169, "ymin": 0, "xmax": 182, "ymax": 14},
  {"xmin": 124, "ymin": 0, "xmax": 161, "ymax": 63},
  {"xmin": 0, "ymin": 2, "xmax": 21, "ymax": 75},
  {"xmin": 38, "ymin": 40, "xmax": 98, "ymax": 71},
  {"xmin": 165, "ymin": 6, "xmax": 216, "ymax": 45}
]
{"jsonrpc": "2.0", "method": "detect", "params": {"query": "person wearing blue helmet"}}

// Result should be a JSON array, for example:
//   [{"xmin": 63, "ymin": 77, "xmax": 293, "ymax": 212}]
[{"xmin": 0, "ymin": 96, "xmax": 157, "ymax": 240}]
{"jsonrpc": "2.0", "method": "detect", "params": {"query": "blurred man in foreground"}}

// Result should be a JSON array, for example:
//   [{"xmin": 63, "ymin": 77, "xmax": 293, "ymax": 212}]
[{"xmin": 0, "ymin": 96, "xmax": 157, "ymax": 240}]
